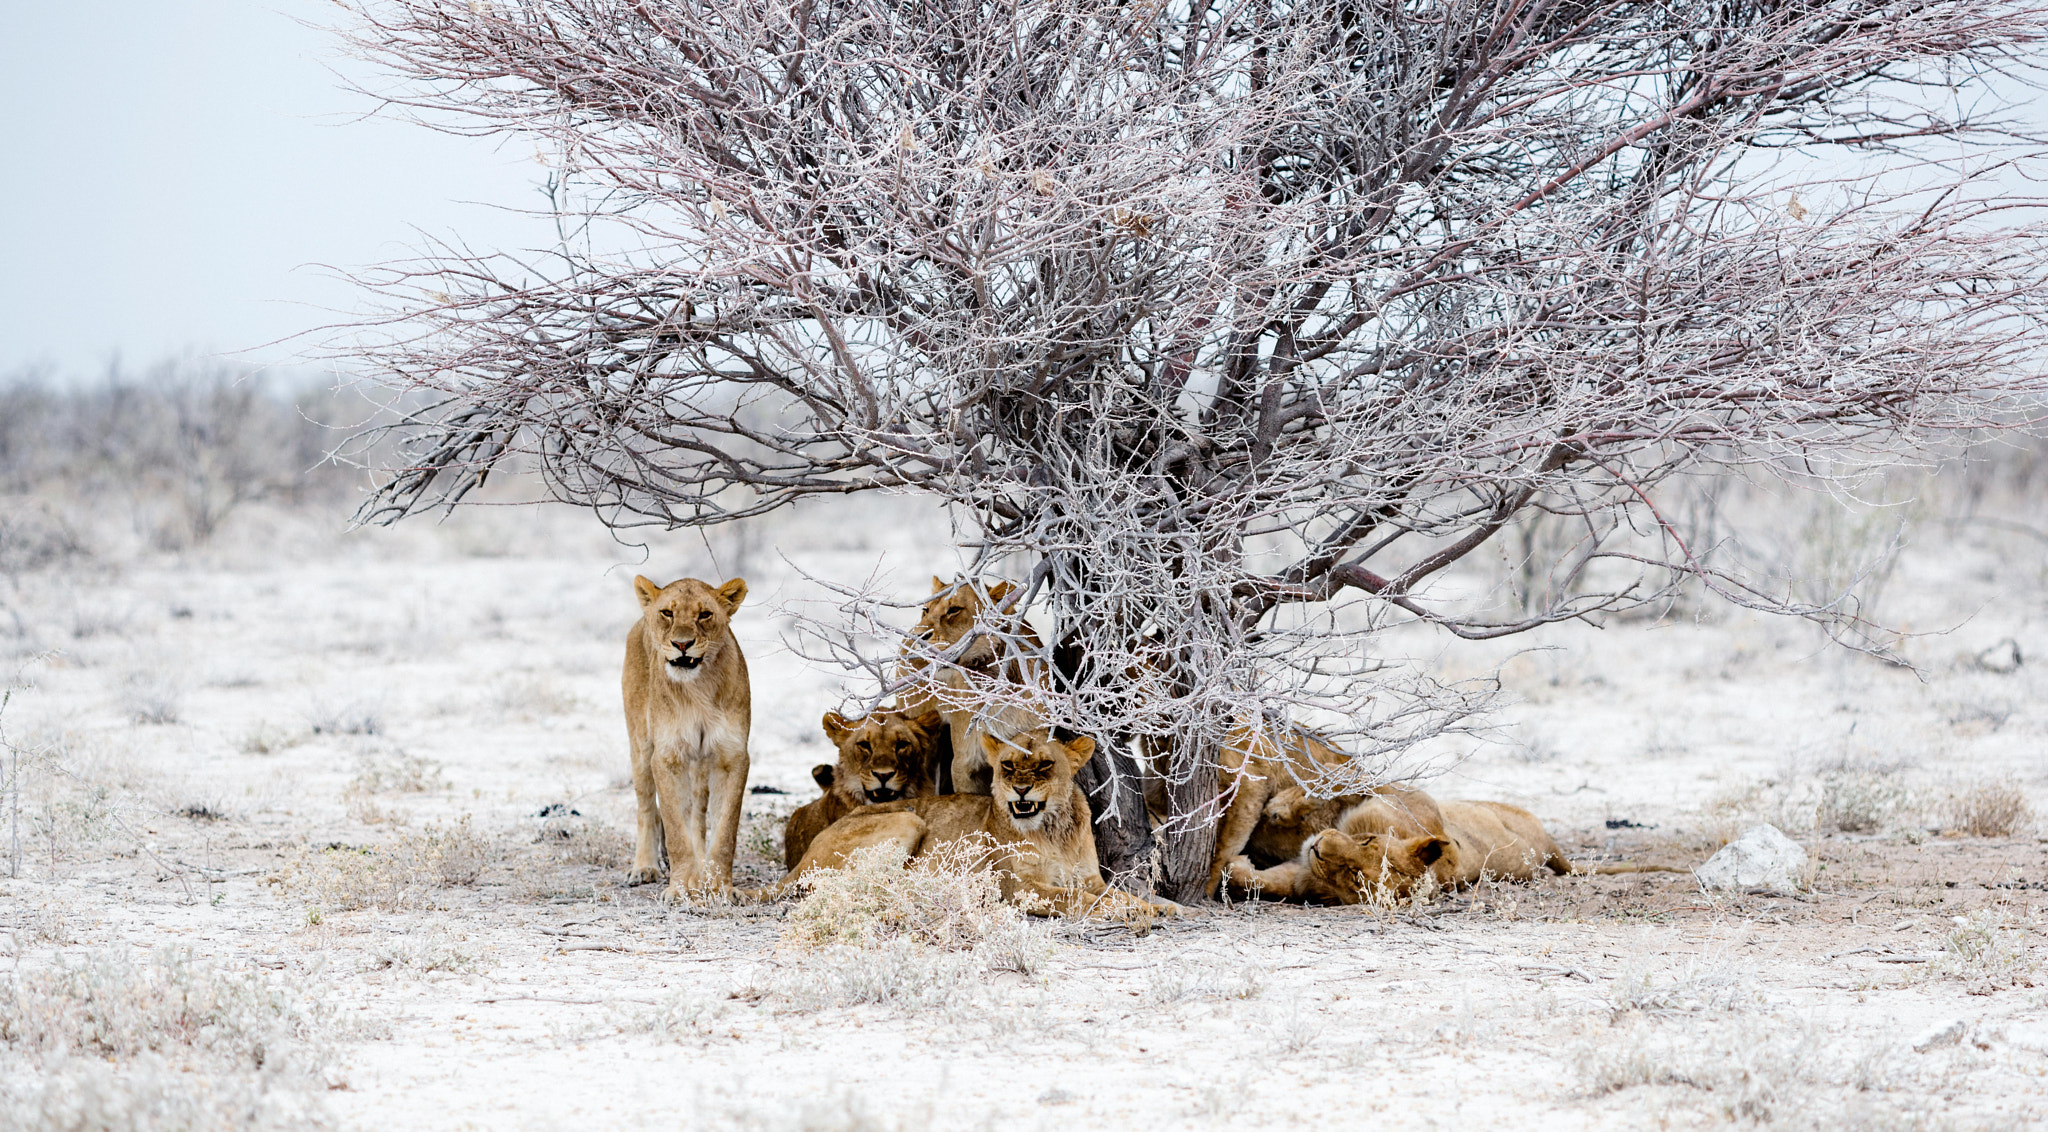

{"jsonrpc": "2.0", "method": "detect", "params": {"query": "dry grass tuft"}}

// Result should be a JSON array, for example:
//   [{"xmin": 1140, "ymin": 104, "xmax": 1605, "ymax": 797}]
[
  {"xmin": 1144, "ymin": 956, "xmax": 1264, "ymax": 1005},
  {"xmin": 743, "ymin": 839, "xmax": 1056, "ymax": 1014},
  {"xmin": 1927, "ymin": 908, "xmax": 2040, "ymax": 993},
  {"xmin": 118, "ymin": 674, "xmax": 184, "ymax": 727},
  {"xmin": 1605, "ymin": 959, "xmax": 1760, "ymax": 1019},
  {"xmin": 1939, "ymin": 781, "xmax": 2034, "ymax": 838},
  {"xmin": 265, "ymin": 818, "xmax": 488, "ymax": 915},
  {"xmin": 345, "ymin": 752, "xmax": 447, "ymax": 797},
  {"xmin": 781, "ymin": 838, "xmax": 1017, "ymax": 952}
]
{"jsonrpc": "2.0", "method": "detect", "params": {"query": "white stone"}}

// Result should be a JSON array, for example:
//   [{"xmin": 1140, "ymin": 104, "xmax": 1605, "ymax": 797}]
[
  {"xmin": 1913, "ymin": 1020, "xmax": 1967, "ymax": 1053},
  {"xmin": 1694, "ymin": 824, "xmax": 1808, "ymax": 895}
]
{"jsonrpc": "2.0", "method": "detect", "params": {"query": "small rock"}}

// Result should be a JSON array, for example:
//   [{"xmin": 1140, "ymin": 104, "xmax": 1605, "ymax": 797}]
[
  {"xmin": 1913, "ymin": 1020, "xmax": 1966, "ymax": 1053},
  {"xmin": 1695, "ymin": 824, "xmax": 1807, "ymax": 895}
]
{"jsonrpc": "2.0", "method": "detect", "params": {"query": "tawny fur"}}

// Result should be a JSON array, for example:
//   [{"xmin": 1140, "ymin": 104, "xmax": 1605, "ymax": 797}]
[
  {"xmin": 759, "ymin": 732, "xmax": 1168, "ymax": 920},
  {"xmin": 783, "ymin": 707, "xmax": 943, "ymax": 870},
  {"xmin": 1204, "ymin": 724, "xmax": 1446, "ymax": 896},
  {"xmin": 622, "ymin": 574, "xmax": 751, "ymax": 901},
  {"xmin": 1229, "ymin": 799, "xmax": 1683, "ymax": 904},
  {"xmin": 898, "ymin": 577, "xmax": 1049, "ymax": 795}
]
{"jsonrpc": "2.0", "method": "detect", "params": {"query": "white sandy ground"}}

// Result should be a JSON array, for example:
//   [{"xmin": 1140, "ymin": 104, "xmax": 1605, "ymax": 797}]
[{"xmin": 1, "ymin": 492, "xmax": 2045, "ymax": 1130}]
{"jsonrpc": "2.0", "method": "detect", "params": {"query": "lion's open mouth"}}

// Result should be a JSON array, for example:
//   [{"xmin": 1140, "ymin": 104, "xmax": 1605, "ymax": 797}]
[
  {"xmin": 1007, "ymin": 798, "xmax": 1045, "ymax": 819},
  {"xmin": 864, "ymin": 787, "xmax": 902, "ymax": 804},
  {"xmin": 668, "ymin": 653, "xmax": 702, "ymax": 670}
]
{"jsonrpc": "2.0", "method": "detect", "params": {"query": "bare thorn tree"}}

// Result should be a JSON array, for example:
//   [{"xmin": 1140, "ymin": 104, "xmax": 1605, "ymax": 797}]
[{"xmin": 340, "ymin": 0, "xmax": 2048, "ymax": 900}]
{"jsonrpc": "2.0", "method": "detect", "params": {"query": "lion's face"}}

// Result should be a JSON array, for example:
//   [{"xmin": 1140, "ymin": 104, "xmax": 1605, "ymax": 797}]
[
  {"xmin": 821, "ymin": 709, "xmax": 942, "ymax": 804},
  {"xmin": 982, "ymin": 731, "xmax": 1093, "ymax": 832},
  {"xmin": 912, "ymin": 577, "xmax": 1016, "ymax": 667},
  {"xmin": 1301, "ymin": 828, "xmax": 1447, "ymax": 904},
  {"xmin": 634, "ymin": 576, "xmax": 748, "ymax": 682}
]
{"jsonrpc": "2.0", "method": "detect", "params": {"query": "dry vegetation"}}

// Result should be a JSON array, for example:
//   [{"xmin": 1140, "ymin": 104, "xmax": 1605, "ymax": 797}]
[{"xmin": 0, "ymin": 377, "xmax": 2044, "ymax": 1129}]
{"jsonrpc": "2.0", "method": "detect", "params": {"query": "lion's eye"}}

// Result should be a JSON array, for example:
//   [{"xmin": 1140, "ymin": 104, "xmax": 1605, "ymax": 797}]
[
  {"xmin": 1034, "ymin": 760, "xmax": 1053, "ymax": 774},
  {"xmin": 1000, "ymin": 763, "xmax": 1015, "ymax": 775},
  {"xmin": 659, "ymin": 609, "xmax": 673, "ymax": 619},
  {"xmin": 895, "ymin": 741, "xmax": 908, "ymax": 751},
  {"xmin": 697, "ymin": 610, "xmax": 711, "ymax": 621},
  {"xmin": 946, "ymin": 606, "xmax": 964, "ymax": 617}
]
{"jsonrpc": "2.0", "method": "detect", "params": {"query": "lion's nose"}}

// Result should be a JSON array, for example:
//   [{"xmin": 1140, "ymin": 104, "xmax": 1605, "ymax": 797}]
[
  {"xmin": 673, "ymin": 639, "xmax": 693, "ymax": 650},
  {"xmin": 873, "ymin": 770, "xmax": 894, "ymax": 784}
]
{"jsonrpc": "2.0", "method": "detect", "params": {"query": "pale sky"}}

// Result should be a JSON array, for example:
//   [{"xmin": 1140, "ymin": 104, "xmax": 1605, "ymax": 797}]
[{"xmin": 0, "ymin": 1, "xmax": 551, "ymax": 379}]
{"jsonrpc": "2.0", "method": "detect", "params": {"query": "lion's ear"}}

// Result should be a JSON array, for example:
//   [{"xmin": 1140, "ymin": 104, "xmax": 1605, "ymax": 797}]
[
  {"xmin": 931, "ymin": 575, "xmax": 949, "ymax": 593},
  {"xmin": 812, "ymin": 764, "xmax": 836, "ymax": 789},
  {"xmin": 910, "ymin": 709, "xmax": 945, "ymax": 738},
  {"xmin": 979, "ymin": 732, "xmax": 1004, "ymax": 761},
  {"xmin": 987, "ymin": 580, "xmax": 1015, "ymax": 605},
  {"xmin": 821, "ymin": 711, "xmax": 852, "ymax": 743},
  {"xmin": 633, "ymin": 576, "xmax": 663, "ymax": 609},
  {"xmin": 717, "ymin": 577, "xmax": 748, "ymax": 613},
  {"xmin": 1063, "ymin": 735, "xmax": 1096, "ymax": 767},
  {"xmin": 1411, "ymin": 836, "xmax": 1448, "ymax": 868}
]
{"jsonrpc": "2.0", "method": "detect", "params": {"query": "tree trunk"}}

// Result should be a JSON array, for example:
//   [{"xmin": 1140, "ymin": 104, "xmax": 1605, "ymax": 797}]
[
  {"xmin": 1157, "ymin": 733, "xmax": 1220, "ymax": 904},
  {"xmin": 1073, "ymin": 736, "xmax": 1157, "ymax": 893}
]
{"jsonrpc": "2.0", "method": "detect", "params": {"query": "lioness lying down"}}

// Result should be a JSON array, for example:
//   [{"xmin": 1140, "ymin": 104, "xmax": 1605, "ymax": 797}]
[
  {"xmin": 1205, "ymin": 722, "xmax": 1448, "ymax": 897},
  {"xmin": 783, "ymin": 707, "xmax": 944, "ymax": 870},
  {"xmin": 758, "ymin": 732, "xmax": 1172, "ymax": 920},
  {"xmin": 1225, "ymin": 799, "xmax": 1683, "ymax": 904}
]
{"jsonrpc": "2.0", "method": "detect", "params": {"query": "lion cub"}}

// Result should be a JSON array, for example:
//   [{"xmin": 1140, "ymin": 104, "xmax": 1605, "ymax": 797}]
[
  {"xmin": 763, "ymin": 732, "xmax": 1169, "ymax": 920},
  {"xmin": 623, "ymin": 574, "xmax": 752, "ymax": 901},
  {"xmin": 782, "ymin": 708, "xmax": 944, "ymax": 870},
  {"xmin": 1204, "ymin": 723, "xmax": 1446, "ymax": 897},
  {"xmin": 1227, "ymin": 800, "xmax": 1681, "ymax": 904}
]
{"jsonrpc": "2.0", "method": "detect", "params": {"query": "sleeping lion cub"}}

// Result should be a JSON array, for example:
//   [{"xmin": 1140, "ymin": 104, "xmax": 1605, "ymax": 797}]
[{"xmin": 1226, "ymin": 800, "xmax": 1683, "ymax": 904}]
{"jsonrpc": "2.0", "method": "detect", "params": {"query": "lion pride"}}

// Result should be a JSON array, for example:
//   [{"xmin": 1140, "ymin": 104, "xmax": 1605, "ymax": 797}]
[{"xmin": 762, "ymin": 731, "xmax": 1169, "ymax": 920}]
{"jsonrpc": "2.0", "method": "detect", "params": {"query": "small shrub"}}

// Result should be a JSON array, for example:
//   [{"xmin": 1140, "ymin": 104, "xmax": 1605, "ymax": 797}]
[
  {"xmin": 305, "ymin": 699, "xmax": 382, "ymax": 738},
  {"xmin": 1605, "ymin": 960, "xmax": 1759, "ymax": 1019},
  {"xmin": 1939, "ymin": 781, "xmax": 2034, "ymax": 838},
  {"xmin": 265, "ymin": 818, "xmax": 488, "ymax": 914},
  {"xmin": 547, "ymin": 818, "xmax": 634, "ymax": 871},
  {"xmin": 119, "ymin": 675, "xmax": 183, "ymax": 727},
  {"xmin": 1144, "ymin": 957, "xmax": 1263, "ymax": 1005},
  {"xmin": 237, "ymin": 723, "xmax": 300, "ymax": 756},
  {"xmin": 362, "ymin": 921, "xmax": 481, "ymax": 977},
  {"xmin": 615, "ymin": 989, "xmax": 729, "ymax": 1043},
  {"xmin": 1815, "ymin": 770, "xmax": 1918, "ymax": 835},
  {"xmin": 1929, "ymin": 909, "xmax": 2039, "ymax": 993},
  {"xmin": 345, "ymin": 752, "xmax": 446, "ymax": 796},
  {"xmin": 781, "ymin": 838, "xmax": 1017, "ymax": 952}
]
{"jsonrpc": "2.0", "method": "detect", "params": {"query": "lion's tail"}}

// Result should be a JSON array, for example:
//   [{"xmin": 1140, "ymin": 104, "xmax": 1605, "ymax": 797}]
[{"xmin": 1577, "ymin": 862, "xmax": 1688, "ymax": 876}]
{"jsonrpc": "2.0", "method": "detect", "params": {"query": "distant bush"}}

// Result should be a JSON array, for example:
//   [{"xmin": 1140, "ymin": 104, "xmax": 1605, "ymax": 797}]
[{"xmin": 0, "ymin": 360, "xmax": 355, "ymax": 552}]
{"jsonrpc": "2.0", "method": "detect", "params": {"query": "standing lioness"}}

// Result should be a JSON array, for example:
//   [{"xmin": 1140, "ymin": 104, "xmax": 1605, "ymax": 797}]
[{"xmin": 623, "ymin": 574, "xmax": 751, "ymax": 901}]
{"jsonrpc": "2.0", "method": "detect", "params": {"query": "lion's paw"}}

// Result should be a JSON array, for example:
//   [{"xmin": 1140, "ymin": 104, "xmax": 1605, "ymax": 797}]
[{"xmin": 625, "ymin": 866, "xmax": 663, "ymax": 887}]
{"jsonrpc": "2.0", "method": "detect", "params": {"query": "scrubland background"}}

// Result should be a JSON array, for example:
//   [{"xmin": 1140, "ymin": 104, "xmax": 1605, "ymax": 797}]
[{"xmin": 1, "ymin": 366, "xmax": 2045, "ymax": 1130}]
